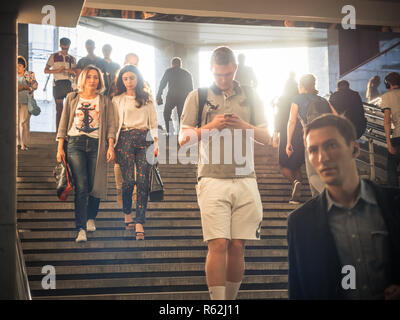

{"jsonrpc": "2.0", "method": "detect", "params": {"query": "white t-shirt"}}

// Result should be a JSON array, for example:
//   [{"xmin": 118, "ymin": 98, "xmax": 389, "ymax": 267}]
[
  {"xmin": 68, "ymin": 96, "xmax": 100, "ymax": 139},
  {"xmin": 114, "ymin": 93, "xmax": 158, "ymax": 140},
  {"xmin": 380, "ymin": 89, "xmax": 400, "ymax": 138},
  {"xmin": 46, "ymin": 52, "xmax": 76, "ymax": 83}
]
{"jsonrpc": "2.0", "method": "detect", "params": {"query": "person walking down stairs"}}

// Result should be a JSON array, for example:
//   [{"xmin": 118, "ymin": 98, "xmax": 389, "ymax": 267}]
[
  {"xmin": 113, "ymin": 64, "xmax": 159, "ymax": 240},
  {"xmin": 56, "ymin": 65, "xmax": 116, "ymax": 243}
]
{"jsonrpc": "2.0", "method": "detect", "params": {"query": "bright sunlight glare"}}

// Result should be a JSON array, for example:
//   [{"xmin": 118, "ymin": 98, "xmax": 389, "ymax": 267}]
[{"xmin": 199, "ymin": 47, "xmax": 310, "ymax": 135}]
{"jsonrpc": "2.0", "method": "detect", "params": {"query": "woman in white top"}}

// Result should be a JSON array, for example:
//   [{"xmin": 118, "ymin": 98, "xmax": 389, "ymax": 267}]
[
  {"xmin": 17, "ymin": 56, "xmax": 38, "ymax": 150},
  {"xmin": 56, "ymin": 65, "xmax": 116, "ymax": 243},
  {"xmin": 113, "ymin": 64, "xmax": 158, "ymax": 240}
]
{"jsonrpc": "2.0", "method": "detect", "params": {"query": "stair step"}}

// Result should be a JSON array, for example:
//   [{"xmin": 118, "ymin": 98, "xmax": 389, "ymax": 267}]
[
  {"xmin": 17, "ymin": 210, "xmax": 291, "ymax": 219},
  {"xmin": 18, "ymin": 229, "xmax": 287, "ymax": 239},
  {"xmin": 26, "ymin": 261, "xmax": 288, "ymax": 276},
  {"xmin": 32, "ymin": 289, "xmax": 288, "ymax": 300},
  {"xmin": 16, "ymin": 132, "xmax": 300, "ymax": 300},
  {"xmin": 17, "ymin": 219, "xmax": 287, "ymax": 229},
  {"xmin": 28, "ymin": 275, "xmax": 288, "ymax": 291},
  {"xmin": 20, "ymin": 239, "xmax": 287, "ymax": 250},
  {"xmin": 17, "ymin": 202, "xmax": 299, "ymax": 210}
]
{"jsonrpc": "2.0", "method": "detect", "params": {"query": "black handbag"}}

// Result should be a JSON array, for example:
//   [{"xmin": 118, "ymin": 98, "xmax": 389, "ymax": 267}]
[
  {"xmin": 149, "ymin": 161, "xmax": 164, "ymax": 202},
  {"xmin": 53, "ymin": 155, "xmax": 73, "ymax": 201}
]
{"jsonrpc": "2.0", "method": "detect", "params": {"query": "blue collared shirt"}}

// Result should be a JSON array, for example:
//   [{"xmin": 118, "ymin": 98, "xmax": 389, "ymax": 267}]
[{"xmin": 326, "ymin": 179, "xmax": 390, "ymax": 300}]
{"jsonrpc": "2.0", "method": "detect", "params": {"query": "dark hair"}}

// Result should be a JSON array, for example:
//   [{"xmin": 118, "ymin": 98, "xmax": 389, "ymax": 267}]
[
  {"xmin": 60, "ymin": 37, "xmax": 71, "ymax": 46},
  {"xmin": 116, "ymin": 65, "xmax": 150, "ymax": 108},
  {"xmin": 385, "ymin": 72, "xmax": 400, "ymax": 87},
  {"xmin": 337, "ymin": 80, "xmax": 350, "ymax": 90},
  {"xmin": 102, "ymin": 44, "xmax": 112, "ymax": 51},
  {"xmin": 17, "ymin": 56, "xmax": 26, "ymax": 69},
  {"xmin": 304, "ymin": 114, "xmax": 356, "ymax": 146},
  {"xmin": 171, "ymin": 57, "xmax": 182, "ymax": 67},
  {"xmin": 85, "ymin": 39, "xmax": 95, "ymax": 47},
  {"xmin": 211, "ymin": 46, "xmax": 236, "ymax": 66}
]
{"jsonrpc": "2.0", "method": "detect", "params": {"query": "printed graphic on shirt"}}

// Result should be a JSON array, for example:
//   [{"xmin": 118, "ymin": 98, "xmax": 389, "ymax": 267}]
[
  {"xmin": 48, "ymin": 52, "xmax": 76, "ymax": 82},
  {"xmin": 74, "ymin": 101, "xmax": 100, "ymax": 133}
]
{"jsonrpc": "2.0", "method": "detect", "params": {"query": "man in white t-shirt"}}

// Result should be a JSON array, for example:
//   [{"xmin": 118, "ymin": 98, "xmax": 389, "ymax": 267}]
[
  {"xmin": 44, "ymin": 37, "xmax": 77, "ymax": 131},
  {"xmin": 380, "ymin": 72, "xmax": 400, "ymax": 186}
]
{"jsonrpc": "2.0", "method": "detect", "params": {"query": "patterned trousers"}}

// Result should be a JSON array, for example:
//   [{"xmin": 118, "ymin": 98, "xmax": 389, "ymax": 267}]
[{"xmin": 115, "ymin": 129, "xmax": 152, "ymax": 224}]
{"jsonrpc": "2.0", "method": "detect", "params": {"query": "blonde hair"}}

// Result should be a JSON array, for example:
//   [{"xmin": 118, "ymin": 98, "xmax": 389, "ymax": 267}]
[{"xmin": 77, "ymin": 65, "xmax": 105, "ymax": 94}]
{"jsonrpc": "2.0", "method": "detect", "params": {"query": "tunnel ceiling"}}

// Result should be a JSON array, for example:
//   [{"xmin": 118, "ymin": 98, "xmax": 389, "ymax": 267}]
[{"xmin": 79, "ymin": 16, "xmax": 329, "ymax": 49}]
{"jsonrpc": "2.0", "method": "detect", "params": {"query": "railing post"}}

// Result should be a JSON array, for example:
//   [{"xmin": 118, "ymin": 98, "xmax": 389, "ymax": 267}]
[{"xmin": 368, "ymin": 135, "xmax": 376, "ymax": 182}]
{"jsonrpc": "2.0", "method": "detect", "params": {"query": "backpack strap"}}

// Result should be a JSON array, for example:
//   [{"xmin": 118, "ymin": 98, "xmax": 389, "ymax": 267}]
[
  {"xmin": 197, "ymin": 87, "xmax": 208, "ymax": 128},
  {"xmin": 197, "ymin": 85, "xmax": 256, "ymax": 127},
  {"xmin": 241, "ymin": 85, "xmax": 255, "ymax": 125}
]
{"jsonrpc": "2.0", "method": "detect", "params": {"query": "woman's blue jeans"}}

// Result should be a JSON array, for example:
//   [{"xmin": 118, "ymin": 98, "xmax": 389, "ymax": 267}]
[{"xmin": 67, "ymin": 135, "xmax": 100, "ymax": 231}]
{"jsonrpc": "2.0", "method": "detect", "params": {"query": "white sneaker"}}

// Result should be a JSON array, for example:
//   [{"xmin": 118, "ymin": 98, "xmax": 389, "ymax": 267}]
[
  {"xmin": 87, "ymin": 219, "xmax": 96, "ymax": 232},
  {"xmin": 290, "ymin": 180, "xmax": 302, "ymax": 202},
  {"xmin": 75, "ymin": 229, "xmax": 87, "ymax": 242}
]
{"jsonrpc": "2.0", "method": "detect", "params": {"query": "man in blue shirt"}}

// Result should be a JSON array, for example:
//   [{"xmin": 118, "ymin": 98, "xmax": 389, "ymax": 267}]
[{"xmin": 287, "ymin": 114, "xmax": 400, "ymax": 300}]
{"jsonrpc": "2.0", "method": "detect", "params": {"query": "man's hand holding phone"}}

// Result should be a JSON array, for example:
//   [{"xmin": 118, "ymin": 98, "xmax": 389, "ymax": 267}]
[{"xmin": 223, "ymin": 113, "xmax": 250, "ymax": 130}]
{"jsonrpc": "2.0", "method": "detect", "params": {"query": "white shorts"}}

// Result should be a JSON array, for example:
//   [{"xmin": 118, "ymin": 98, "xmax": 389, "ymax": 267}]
[{"xmin": 196, "ymin": 177, "xmax": 263, "ymax": 242}]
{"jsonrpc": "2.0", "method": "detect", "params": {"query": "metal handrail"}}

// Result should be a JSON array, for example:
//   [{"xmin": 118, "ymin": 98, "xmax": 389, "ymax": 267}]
[
  {"xmin": 16, "ymin": 229, "xmax": 32, "ymax": 300},
  {"xmin": 360, "ymin": 101, "xmax": 387, "ymax": 181}
]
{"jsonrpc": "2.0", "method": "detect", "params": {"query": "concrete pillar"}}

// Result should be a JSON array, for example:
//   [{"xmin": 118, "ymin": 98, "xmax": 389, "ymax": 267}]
[
  {"xmin": 0, "ymin": 9, "xmax": 18, "ymax": 299},
  {"xmin": 181, "ymin": 46, "xmax": 200, "ymax": 89},
  {"xmin": 17, "ymin": 24, "xmax": 28, "ymax": 64},
  {"xmin": 308, "ymin": 45, "xmax": 330, "ymax": 97},
  {"xmin": 327, "ymin": 29, "xmax": 340, "ymax": 94}
]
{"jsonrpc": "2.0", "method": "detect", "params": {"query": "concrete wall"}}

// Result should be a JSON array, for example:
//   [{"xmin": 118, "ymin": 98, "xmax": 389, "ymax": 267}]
[
  {"xmin": 328, "ymin": 29, "xmax": 400, "ymax": 99},
  {"xmin": 328, "ymin": 29, "xmax": 340, "ymax": 94},
  {"xmin": 0, "ymin": 7, "xmax": 18, "ymax": 300},
  {"xmin": 342, "ymin": 42, "xmax": 400, "ymax": 101},
  {"xmin": 18, "ymin": 24, "xmax": 29, "ymax": 65},
  {"xmin": 308, "ymin": 45, "xmax": 330, "ymax": 97}
]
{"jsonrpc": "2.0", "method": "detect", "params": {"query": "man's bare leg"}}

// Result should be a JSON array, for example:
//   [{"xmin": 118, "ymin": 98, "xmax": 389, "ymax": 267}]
[
  {"xmin": 226, "ymin": 239, "xmax": 245, "ymax": 300},
  {"xmin": 55, "ymin": 98, "xmax": 64, "ymax": 132},
  {"xmin": 206, "ymin": 238, "xmax": 228, "ymax": 300}
]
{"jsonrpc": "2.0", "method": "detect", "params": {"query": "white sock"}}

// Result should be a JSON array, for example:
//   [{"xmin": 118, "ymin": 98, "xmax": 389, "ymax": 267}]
[
  {"xmin": 209, "ymin": 286, "xmax": 226, "ymax": 300},
  {"xmin": 225, "ymin": 281, "xmax": 241, "ymax": 300}
]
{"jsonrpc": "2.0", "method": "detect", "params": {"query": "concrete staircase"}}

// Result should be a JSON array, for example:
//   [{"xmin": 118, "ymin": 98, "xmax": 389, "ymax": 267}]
[{"xmin": 17, "ymin": 132, "xmax": 311, "ymax": 300}]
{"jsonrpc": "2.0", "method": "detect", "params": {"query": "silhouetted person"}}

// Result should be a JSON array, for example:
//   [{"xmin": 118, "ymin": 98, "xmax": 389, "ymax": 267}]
[
  {"xmin": 234, "ymin": 53, "xmax": 257, "ymax": 88},
  {"xmin": 76, "ymin": 39, "xmax": 106, "ymax": 79},
  {"xmin": 286, "ymin": 74, "xmax": 332, "ymax": 197},
  {"xmin": 156, "ymin": 57, "xmax": 193, "ymax": 135},
  {"xmin": 102, "ymin": 44, "xmax": 120, "ymax": 96},
  {"xmin": 273, "ymin": 72, "xmax": 304, "ymax": 203},
  {"xmin": 366, "ymin": 75, "xmax": 381, "ymax": 102},
  {"xmin": 124, "ymin": 53, "xmax": 139, "ymax": 66},
  {"xmin": 329, "ymin": 80, "xmax": 366, "ymax": 139}
]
